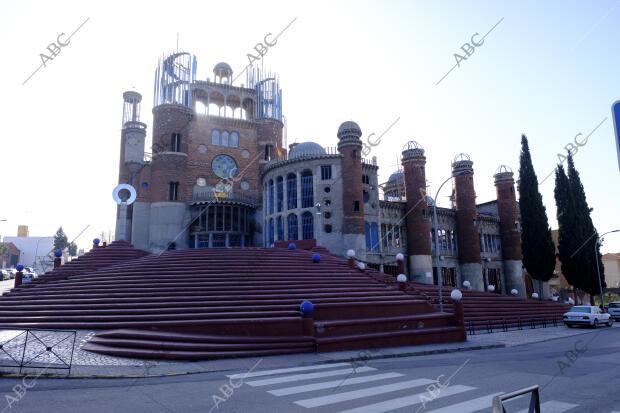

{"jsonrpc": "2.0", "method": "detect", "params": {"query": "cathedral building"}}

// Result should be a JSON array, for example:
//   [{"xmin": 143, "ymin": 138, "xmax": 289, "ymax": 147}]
[{"xmin": 115, "ymin": 51, "xmax": 528, "ymax": 297}]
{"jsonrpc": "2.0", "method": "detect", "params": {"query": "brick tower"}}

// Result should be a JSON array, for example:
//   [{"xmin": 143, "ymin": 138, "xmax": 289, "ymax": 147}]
[
  {"xmin": 115, "ymin": 91, "xmax": 147, "ymax": 241},
  {"xmin": 337, "ymin": 121, "xmax": 366, "ymax": 258},
  {"xmin": 452, "ymin": 154, "xmax": 483, "ymax": 290},
  {"xmin": 494, "ymin": 165, "xmax": 526, "ymax": 297},
  {"xmin": 401, "ymin": 141, "xmax": 432, "ymax": 283}
]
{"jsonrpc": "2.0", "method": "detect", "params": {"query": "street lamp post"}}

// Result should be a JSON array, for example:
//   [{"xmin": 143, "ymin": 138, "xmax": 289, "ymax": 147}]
[
  {"xmin": 431, "ymin": 170, "xmax": 472, "ymax": 312},
  {"xmin": 595, "ymin": 229, "xmax": 619, "ymax": 310}
]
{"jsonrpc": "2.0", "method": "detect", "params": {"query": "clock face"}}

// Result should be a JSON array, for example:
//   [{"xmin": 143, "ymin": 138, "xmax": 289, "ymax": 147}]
[{"xmin": 211, "ymin": 155, "xmax": 237, "ymax": 179}]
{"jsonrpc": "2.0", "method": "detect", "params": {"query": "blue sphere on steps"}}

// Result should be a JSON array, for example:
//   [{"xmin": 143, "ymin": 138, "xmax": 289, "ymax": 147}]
[
  {"xmin": 54, "ymin": 250, "xmax": 62, "ymax": 258},
  {"xmin": 300, "ymin": 300, "xmax": 314, "ymax": 315},
  {"xmin": 93, "ymin": 238, "xmax": 101, "ymax": 245},
  {"xmin": 288, "ymin": 243, "xmax": 296, "ymax": 250},
  {"xmin": 312, "ymin": 253, "xmax": 321, "ymax": 263}
]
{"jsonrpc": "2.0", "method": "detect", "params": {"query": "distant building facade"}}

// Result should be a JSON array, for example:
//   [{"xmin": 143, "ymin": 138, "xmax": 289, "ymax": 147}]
[
  {"xmin": 0, "ymin": 242, "xmax": 21, "ymax": 268},
  {"xmin": 3, "ymin": 236, "xmax": 54, "ymax": 274}
]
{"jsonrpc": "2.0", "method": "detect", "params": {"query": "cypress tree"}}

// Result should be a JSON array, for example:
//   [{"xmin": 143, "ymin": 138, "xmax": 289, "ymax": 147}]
[
  {"xmin": 566, "ymin": 153, "xmax": 605, "ymax": 299},
  {"xmin": 554, "ymin": 164, "xmax": 582, "ymax": 291},
  {"xmin": 518, "ymin": 135, "xmax": 556, "ymax": 296}
]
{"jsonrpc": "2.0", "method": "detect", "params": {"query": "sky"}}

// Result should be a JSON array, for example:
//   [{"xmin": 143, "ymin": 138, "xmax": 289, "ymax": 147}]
[{"xmin": 1, "ymin": 0, "xmax": 619, "ymax": 254}]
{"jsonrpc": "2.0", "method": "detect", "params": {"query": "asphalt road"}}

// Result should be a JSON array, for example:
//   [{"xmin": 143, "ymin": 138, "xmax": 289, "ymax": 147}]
[{"xmin": 0, "ymin": 325, "xmax": 618, "ymax": 413}]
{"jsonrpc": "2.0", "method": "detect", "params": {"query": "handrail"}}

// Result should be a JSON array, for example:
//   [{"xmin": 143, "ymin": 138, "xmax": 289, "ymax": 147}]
[{"xmin": 492, "ymin": 385, "xmax": 540, "ymax": 413}]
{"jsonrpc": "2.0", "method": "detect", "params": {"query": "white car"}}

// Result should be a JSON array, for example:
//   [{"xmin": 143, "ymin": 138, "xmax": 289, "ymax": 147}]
[
  {"xmin": 608, "ymin": 302, "xmax": 620, "ymax": 321},
  {"xmin": 563, "ymin": 305, "xmax": 613, "ymax": 328}
]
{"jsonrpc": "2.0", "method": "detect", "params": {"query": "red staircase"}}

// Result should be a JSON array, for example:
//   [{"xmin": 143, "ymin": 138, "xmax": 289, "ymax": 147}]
[
  {"xmin": 0, "ymin": 247, "xmax": 465, "ymax": 359},
  {"xmin": 411, "ymin": 283, "xmax": 571, "ymax": 331}
]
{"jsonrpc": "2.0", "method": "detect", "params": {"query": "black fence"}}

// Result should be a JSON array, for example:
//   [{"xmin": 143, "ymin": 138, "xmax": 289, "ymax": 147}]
[
  {"xmin": 467, "ymin": 317, "xmax": 560, "ymax": 335},
  {"xmin": 0, "ymin": 328, "xmax": 77, "ymax": 374}
]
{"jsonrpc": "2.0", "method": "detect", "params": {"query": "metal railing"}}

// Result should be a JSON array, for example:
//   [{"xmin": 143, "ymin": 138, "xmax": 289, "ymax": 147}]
[
  {"xmin": 467, "ymin": 317, "xmax": 559, "ymax": 335},
  {"xmin": 492, "ymin": 385, "xmax": 541, "ymax": 413},
  {"xmin": 0, "ymin": 328, "xmax": 77, "ymax": 374}
]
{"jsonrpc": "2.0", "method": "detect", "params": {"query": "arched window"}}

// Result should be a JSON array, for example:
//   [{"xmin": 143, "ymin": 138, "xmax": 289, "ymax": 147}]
[
  {"xmin": 269, "ymin": 218, "xmax": 274, "ymax": 246},
  {"xmin": 230, "ymin": 132, "xmax": 239, "ymax": 148},
  {"xmin": 269, "ymin": 180, "xmax": 274, "ymax": 214},
  {"xmin": 371, "ymin": 223, "xmax": 379, "ymax": 251},
  {"xmin": 301, "ymin": 212, "xmax": 314, "ymax": 239},
  {"xmin": 276, "ymin": 177, "xmax": 284, "ymax": 212},
  {"xmin": 276, "ymin": 216, "xmax": 284, "ymax": 241},
  {"xmin": 287, "ymin": 214, "xmax": 298, "ymax": 240},
  {"xmin": 287, "ymin": 173, "xmax": 297, "ymax": 209},
  {"xmin": 301, "ymin": 170, "xmax": 313, "ymax": 208},
  {"xmin": 365, "ymin": 222, "xmax": 371, "ymax": 250},
  {"xmin": 211, "ymin": 130, "xmax": 220, "ymax": 145},
  {"xmin": 222, "ymin": 130, "xmax": 229, "ymax": 146}
]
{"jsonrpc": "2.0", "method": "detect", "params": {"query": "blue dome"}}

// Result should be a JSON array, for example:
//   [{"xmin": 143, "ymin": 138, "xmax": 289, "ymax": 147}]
[
  {"xmin": 388, "ymin": 171, "xmax": 404, "ymax": 183},
  {"xmin": 289, "ymin": 142, "xmax": 326, "ymax": 159}
]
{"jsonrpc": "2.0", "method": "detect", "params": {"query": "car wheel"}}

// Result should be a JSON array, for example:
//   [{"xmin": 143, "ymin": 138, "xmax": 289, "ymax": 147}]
[
  {"xmin": 593, "ymin": 319, "xmax": 599, "ymax": 328},
  {"xmin": 607, "ymin": 319, "xmax": 614, "ymax": 327}
]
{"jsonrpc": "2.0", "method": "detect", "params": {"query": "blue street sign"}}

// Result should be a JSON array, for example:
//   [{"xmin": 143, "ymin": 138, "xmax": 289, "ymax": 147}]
[{"xmin": 613, "ymin": 100, "xmax": 620, "ymax": 172}]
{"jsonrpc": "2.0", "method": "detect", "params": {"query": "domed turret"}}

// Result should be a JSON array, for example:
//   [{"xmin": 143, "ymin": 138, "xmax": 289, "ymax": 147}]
[
  {"xmin": 337, "ymin": 121, "xmax": 362, "ymax": 140},
  {"xmin": 214, "ymin": 62, "xmax": 233, "ymax": 84}
]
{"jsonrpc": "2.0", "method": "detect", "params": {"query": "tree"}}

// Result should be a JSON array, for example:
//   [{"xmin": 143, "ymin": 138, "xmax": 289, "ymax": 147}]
[
  {"xmin": 53, "ymin": 227, "xmax": 69, "ymax": 251},
  {"xmin": 68, "ymin": 242, "xmax": 78, "ymax": 257},
  {"xmin": 566, "ymin": 153, "xmax": 604, "ymax": 299},
  {"xmin": 554, "ymin": 163, "xmax": 582, "ymax": 297},
  {"xmin": 518, "ymin": 135, "xmax": 557, "ymax": 296}
]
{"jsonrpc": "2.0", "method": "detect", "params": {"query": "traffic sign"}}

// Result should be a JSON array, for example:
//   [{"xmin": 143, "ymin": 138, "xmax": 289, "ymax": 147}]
[{"xmin": 612, "ymin": 100, "xmax": 620, "ymax": 172}]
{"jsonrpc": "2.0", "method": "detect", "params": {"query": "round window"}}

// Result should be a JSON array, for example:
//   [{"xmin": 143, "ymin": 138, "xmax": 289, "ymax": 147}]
[
  {"xmin": 324, "ymin": 199, "xmax": 331, "ymax": 206},
  {"xmin": 241, "ymin": 149, "xmax": 251, "ymax": 159},
  {"xmin": 197, "ymin": 144, "xmax": 208, "ymax": 154},
  {"xmin": 211, "ymin": 155, "xmax": 238, "ymax": 178},
  {"xmin": 324, "ymin": 187, "xmax": 331, "ymax": 193},
  {"xmin": 196, "ymin": 177, "xmax": 207, "ymax": 187},
  {"xmin": 324, "ymin": 212, "xmax": 331, "ymax": 219},
  {"xmin": 241, "ymin": 181, "xmax": 250, "ymax": 190}
]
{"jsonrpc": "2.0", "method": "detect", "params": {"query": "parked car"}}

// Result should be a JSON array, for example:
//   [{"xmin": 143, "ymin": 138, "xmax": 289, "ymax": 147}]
[
  {"xmin": 0, "ymin": 269, "xmax": 9, "ymax": 281},
  {"xmin": 21, "ymin": 272, "xmax": 35, "ymax": 284},
  {"xmin": 5, "ymin": 268, "xmax": 16, "ymax": 279},
  {"xmin": 563, "ymin": 305, "xmax": 613, "ymax": 328},
  {"xmin": 608, "ymin": 301, "xmax": 620, "ymax": 321}
]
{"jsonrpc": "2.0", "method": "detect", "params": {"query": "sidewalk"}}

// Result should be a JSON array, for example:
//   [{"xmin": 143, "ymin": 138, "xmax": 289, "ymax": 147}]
[{"xmin": 0, "ymin": 325, "xmax": 615, "ymax": 378}]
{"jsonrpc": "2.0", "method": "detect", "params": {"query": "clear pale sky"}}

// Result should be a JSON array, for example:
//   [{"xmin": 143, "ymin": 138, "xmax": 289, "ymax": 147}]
[{"xmin": 1, "ymin": 0, "xmax": 619, "ymax": 254}]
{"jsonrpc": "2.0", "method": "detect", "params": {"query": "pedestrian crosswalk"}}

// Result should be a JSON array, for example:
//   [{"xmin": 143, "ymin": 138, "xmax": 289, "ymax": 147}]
[{"xmin": 226, "ymin": 362, "xmax": 609, "ymax": 412}]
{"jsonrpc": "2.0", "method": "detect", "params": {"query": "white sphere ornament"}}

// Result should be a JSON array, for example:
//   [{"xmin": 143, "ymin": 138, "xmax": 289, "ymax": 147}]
[
  {"xmin": 463, "ymin": 281, "xmax": 471, "ymax": 289},
  {"xmin": 487, "ymin": 285, "xmax": 495, "ymax": 292},
  {"xmin": 532, "ymin": 293, "xmax": 539, "ymax": 299},
  {"xmin": 397, "ymin": 274, "xmax": 407, "ymax": 283},
  {"xmin": 396, "ymin": 253, "xmax": 404, "ymax": 261},
  {"xmin": 450, "ymin": 289, "xmax": 463, "ymax": 301},
  {"xmin": 346, "ymin": 249, "xmax": 356, "ymax": 258},
  {"xmin": 357, "ymin": 262, "xmax": 366, "ymax": 270},
  {"xmin": 511, "ymin": 289, "xmax": 518, "ymax": 296}
]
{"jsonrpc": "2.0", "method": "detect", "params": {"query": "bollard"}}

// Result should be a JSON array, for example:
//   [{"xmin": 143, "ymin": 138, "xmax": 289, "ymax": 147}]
[
  {"xmin": 53, "ymin": 250, "xmax": 62, "ymax": 269},
  {"xmin": 14, "ymin": 265, "xmax": 24, "ymax": 288},
  {"xmin": 396, "ymin": 253, "xmax": 405, "ymax": 275}
]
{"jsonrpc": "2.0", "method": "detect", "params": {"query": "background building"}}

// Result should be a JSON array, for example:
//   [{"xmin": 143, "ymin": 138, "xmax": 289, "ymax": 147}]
[
  {"xmin": 3, "ymin": 236, "xmax": 54, "ymax": 274},
  {"xmin": 0, "ymin": 242, "xmax": 21, "ymax": 268}
]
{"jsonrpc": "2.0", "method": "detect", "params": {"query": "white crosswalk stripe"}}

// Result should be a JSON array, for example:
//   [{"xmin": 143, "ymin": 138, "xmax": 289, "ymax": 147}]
[
  {"xmin": 294, "ymin": 378, "xmax": 446, "ymax": 408},
  {"xmin": 228, "ymin": 363, "xmax": 587, "ymax": 413},
  {"xmin": 226, "ymin": 362, "xmax": 351, "ymax": 379},
  {"xmin": 268, "ymin": 372, "xmax": 404, "ymax": 396},
  {"xmin": 515, "ymin": 400, "xmax": 578, "ymax": 413},
  {"xmin": 246, "ymin": 366, "xmax": 377, "ymax": 387},
  {"xmin": 423, "ymin": 393, "xmax": 503, "ymax": 413},
  {"xmin": 333, "ymin": 385, "xmax": 476, "ymax": 413}
]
